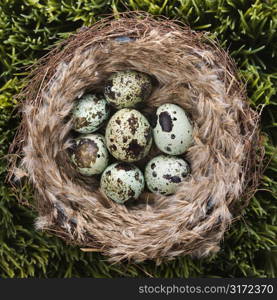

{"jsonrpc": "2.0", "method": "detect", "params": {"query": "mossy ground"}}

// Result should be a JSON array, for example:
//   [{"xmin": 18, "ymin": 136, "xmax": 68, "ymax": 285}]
[{"xmin": 0, "ymin": 0, "xmax": 276, "ymax": 278}]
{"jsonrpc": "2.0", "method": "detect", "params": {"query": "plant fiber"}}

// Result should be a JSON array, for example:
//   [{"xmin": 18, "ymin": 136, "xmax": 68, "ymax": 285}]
[{"xmin": 9, "ymin": 13, "xmax": 262, "ymax": 263}]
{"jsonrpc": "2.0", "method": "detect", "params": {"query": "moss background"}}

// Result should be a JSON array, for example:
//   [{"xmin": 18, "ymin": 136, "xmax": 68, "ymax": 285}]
[{"xmin": 0, "ymin": 0, "xmax": 276, "ymax": 278}]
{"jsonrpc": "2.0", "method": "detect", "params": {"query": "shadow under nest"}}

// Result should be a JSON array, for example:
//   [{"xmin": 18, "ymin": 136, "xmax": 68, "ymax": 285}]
[{"xmin": 8, "ymin": 13, "xmax": 263, "ymax": 264}]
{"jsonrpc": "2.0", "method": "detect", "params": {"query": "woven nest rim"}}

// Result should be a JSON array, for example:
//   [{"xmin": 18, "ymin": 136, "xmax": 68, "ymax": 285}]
[{"xmin": 8, "ymin": 12, "xmax": 263, "ymax": 263}]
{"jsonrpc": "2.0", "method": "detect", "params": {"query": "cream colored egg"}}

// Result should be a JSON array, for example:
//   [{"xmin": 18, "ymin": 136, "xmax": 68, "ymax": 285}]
[
  {"xmin": 105, "ymin": 109, "xmax": 152, "ymax": 162},
  {"xmin": 153, "ymin": 103, "xmax": 193, "ymax": 155},
  {"xmin": 100, "ymin": 162, "xmax": 144, "ymax": 203},
  {"xmin": 104, "ymin": 70, "xmax": 152, "ymax": 108},
  {"xmin": 70, "ymin": 134, "xmax": 109, "ymax": 175},
  {"xmin": 72, "ymin": 93, "xmax": 110, "ymax": 133},
  {"xmin": 145, "ymin": 155, "xmax": 190, "ymax": 195}
]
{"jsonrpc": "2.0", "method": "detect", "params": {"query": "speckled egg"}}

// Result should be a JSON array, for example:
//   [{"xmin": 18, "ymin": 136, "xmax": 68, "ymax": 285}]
[
  {"xmin": 100, "ymin": 162, "xmax": 144, "ymax": 203},
  {"xmin": 145, "ymin": 155, "xmax": 190, "ymax": 195},
  {"xmin": 105, "ymin": 109, "xmax": 152, "ymax": 162},
  {"xmin": 70, "ymin": 134, "xmax": 109, "ymax": 176},
  {"xmin": 72, "ymin": 93, "xmax": 110, "ymax": 133},
  {"xmin": 104, "ymin": 70, "xmax": 152, "ymax": 108},
  {"xmin": 153, "ymin": 103, "xmax": 193, "ymax": 155}
]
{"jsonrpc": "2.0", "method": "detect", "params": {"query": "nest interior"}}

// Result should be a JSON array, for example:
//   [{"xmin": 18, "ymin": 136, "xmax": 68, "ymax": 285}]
[{"xmin": 9, "ymin": 14, "xmax": 262, "ymax": 263}]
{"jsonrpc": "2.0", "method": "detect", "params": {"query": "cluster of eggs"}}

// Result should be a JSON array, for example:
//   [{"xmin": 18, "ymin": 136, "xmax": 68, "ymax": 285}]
[{"xmin": 69, "ymin": 70, "xmax": 193, "ymax": 204}]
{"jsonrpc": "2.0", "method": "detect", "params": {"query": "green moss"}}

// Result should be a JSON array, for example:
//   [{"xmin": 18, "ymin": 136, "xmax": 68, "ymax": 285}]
[{"xmin": 0, "ymin": 0, "xmax": 276, "ymax": 278}]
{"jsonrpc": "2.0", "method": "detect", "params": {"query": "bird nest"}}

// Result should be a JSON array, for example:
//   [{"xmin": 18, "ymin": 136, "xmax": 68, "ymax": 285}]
[{"xmin": 9, "ymin": 13, "xmax": 263, "ymax": 263}]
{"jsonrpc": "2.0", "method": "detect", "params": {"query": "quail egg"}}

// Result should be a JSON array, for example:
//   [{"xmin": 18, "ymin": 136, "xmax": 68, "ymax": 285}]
[
  {"xmin": 145, "ymin": 155, "xmax": 190, "ymax": 195},
  {"xmin": 72, "ymin": 93, "xmax": 110, "ymax": 133},
  {"xmin": 100, "ymin": 162, "xmax": 145, "ymax": 203},
  {"xmin": 70, "ymin": 134, "xmax": 109, "ymax": 175},
  {"xmin": 105, "ymin": 108, "xmax": 152, "ymax": 162},
  {"xmin": 153, "ymin": 103, "xmax": 193, "ymax": 155},
  {"xmin": 104, "ymin": 70, "xmax": 152, "ymax": 108}
]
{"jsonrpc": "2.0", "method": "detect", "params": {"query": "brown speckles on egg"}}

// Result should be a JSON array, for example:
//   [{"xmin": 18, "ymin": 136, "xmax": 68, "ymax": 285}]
[
  {"xmin": 128, "ymin": 189, "xmax": 135, "ymax": 198},
  {"xmin": 140, "ymin": 81, "xmax": 152, "ymax": 100},
  {"xmin": 72, "ymin": 94, "xmax": 110, "ymax": 133},
  {"xmin": 162, "ymin": 174, "xmax": 181, "ymax": 183},
  {"xmin": 110, "ymin": 144, "xmax": 117, "ymax": 152},
  {"xmin": 135, "ymin": 74, "xmax": 140, "ymax": 80},
  {"xmin": 145, "ymin": 155, "xmax": 190, "ymax": 195},
  {"xmin": 159, "ymin": 111, "xmax": 173, "ymax": 132},
  {"xmin": 126, "ymin": 139, "xmax": 144, "ymax": 159},
  {"xmin": 105, "ymin": 109, "xmax": 152, "ymax": 162},
  {"xmin": 74, "ymin": 139, "xmax": 98, "ymax": 168},
  {"xmin": 127, "ymin": 114, "xmax": 139, "ymax": 135},
  {"xmin": 96, "ymin": 111, "xmax": 104, "ymax": 119},
  {"xmin": 100, "ymin": 163, "xmax": 144, "ymax": 203},
  {"xmin": 71, "ymin": 134, "xmax": 109, "ymax": 176},
  {"xmin": 93, "ymin": 95, "xmax": 101, "ymax": 103},
  {"xmin": 104, "ymin": 70, "xmax": 152, "ymax": 109},
  {"xmin": 171, "ymin": 134, "xmax": 175, "ymax": 139}
]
